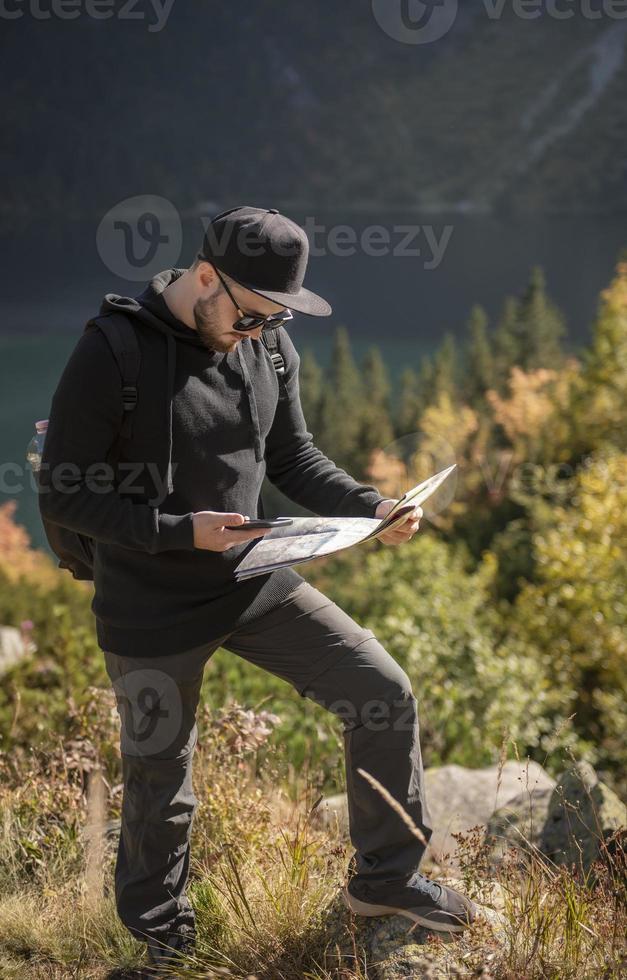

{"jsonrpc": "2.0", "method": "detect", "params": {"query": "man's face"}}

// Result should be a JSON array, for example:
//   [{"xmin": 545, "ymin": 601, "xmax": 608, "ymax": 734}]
[{"xmin": 193, "ymin": 267, "xmax": 287, "ymax": 353}]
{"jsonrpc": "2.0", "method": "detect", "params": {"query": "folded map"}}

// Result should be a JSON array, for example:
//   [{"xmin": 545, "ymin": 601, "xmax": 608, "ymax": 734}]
[{"xmin": 233, "ymin": 463, "xmax": 457, "ymax": 581}]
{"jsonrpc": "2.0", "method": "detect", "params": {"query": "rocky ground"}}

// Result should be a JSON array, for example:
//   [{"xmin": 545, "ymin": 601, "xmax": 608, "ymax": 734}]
[
  {"xmin": 315, "ymin": 758, "xmax": 625, "ymax": 876},
  {"xmin": 313, "ymin": 758, "xmax": 626, "ymax": 979}
]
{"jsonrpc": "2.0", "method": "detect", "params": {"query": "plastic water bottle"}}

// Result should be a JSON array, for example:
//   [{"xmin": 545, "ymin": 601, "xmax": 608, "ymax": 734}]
[{"xmin": 26, "ymin": 419, "xmax": 49, "ymax": 473}]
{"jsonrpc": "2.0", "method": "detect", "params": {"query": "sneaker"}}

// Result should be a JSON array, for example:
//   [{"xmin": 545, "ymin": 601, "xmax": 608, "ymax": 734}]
[
  {"xmin": 343, "ymin": 871, "xmax": 477, "ymax": 933},
  {"xmin": 145, "ymin": 927, "xmax": 196, "ymax": 975}
]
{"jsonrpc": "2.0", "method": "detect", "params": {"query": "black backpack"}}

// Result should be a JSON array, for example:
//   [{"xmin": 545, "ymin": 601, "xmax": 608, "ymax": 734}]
[{"xmin": 35, "ymin": 314, "xmax": 286, "ymax": 582}]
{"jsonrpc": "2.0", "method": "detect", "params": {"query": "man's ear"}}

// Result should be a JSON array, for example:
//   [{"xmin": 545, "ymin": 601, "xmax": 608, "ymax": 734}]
[
  {"xmin": 197, "ymin": 262, "xmax": 216, "ymax": 285},
  {"xmin": 197, "ymin": 261, "xmax": 222, "ymax": 296}
]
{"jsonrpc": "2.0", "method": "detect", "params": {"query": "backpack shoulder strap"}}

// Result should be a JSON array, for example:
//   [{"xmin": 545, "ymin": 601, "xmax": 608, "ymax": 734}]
[
  {"xmin": 85, "ymin": 312, "xmax": 141, "ymax": 440},
  {"xmin": 261, "ymin": 327, "xmax": 286, "ymax": 377}
]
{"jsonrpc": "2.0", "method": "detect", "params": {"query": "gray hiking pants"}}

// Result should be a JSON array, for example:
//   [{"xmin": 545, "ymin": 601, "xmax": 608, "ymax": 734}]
[{"xmin": 103, "ymin": 581, "xmax": 433, "ymax": 948}]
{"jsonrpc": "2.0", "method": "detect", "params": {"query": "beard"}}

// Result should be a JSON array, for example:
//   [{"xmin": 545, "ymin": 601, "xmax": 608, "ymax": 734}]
[{"xmin": 192, "ymin": 296, "xmax": 240, "ymax": 353}]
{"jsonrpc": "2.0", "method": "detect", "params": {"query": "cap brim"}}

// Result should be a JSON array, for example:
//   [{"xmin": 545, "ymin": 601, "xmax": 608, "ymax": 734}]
[{"xmin": 227, "ymin": 276, "xmax": 332, "ymax": 316}]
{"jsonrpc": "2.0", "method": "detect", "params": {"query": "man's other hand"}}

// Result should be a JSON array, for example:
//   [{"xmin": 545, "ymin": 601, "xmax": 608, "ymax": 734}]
[{"xmin": 374, "ymin": 499, "xmax": 422, "ymax": 546}]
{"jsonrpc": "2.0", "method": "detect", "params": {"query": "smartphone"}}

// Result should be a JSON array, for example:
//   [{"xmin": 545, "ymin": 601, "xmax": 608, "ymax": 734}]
[{"xmin": 225, "ymin": 518, "xmax": 294, "ymax": 531}]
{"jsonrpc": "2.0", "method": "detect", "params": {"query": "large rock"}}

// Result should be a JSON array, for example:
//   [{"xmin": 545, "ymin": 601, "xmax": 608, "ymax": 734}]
[
  {"xmin": 485, "ymin": 786, "xmax": 554, "ymax": 866},
  {"xmin": 539, "ymin": 761, "xmax": 626, "ymax": 873},
  {"xmin": 423, "ymin": 761, "xmax": 555, "ymax": 867},
  {"xmin": 313, "ymin": 761, "xmax": 555, "ymax": 869},
  {"xmin": 356, "ymin": 915, "xmax": 462, "ymax": 980},
  {"xmin": 0, "ymin": 624, "xmax": 36, "ymax": 677},
  {"xmin": 330, "ymin": 880, "xmax": 507, "ymax": 979}
]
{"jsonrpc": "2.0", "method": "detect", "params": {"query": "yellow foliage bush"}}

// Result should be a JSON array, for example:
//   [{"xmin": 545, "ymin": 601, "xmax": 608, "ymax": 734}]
[
  {"xmin": 487, "ymin": 361, "xmax": 579, "ymax": 463},
  {"xmin": 0, "ymin": 501, "xmax": 58, "ymax": 589}
]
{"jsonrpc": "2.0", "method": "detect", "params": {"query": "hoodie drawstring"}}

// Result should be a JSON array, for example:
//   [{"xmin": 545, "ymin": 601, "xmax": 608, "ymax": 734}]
[
  {"xmin": 165, "ymin": 331, "xmax": 176, "ymax": 494},
  {"xmin": 236, "ymin": 343, "xmax": 264, "ymax": 462}
]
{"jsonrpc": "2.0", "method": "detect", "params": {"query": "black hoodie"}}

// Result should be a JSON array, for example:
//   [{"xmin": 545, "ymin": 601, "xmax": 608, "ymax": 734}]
[{"xmin": 39, "ymin": 269, "xmax": 387, "ymax": 658}]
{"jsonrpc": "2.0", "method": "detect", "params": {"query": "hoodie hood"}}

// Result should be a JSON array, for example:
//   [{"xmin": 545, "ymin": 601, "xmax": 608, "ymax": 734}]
[{"xmin": 100, "ymin": 268, "xmax": 263, "ymax": 496}]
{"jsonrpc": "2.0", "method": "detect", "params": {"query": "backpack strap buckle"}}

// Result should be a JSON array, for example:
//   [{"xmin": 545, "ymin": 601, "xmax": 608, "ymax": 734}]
[
  {"xmin": 269, "ymin": 351, "xmax": 285, "ymax": 375},
  {"xmin": 122, "ymin": 385, "xmax": 138, "ymax": 411}
]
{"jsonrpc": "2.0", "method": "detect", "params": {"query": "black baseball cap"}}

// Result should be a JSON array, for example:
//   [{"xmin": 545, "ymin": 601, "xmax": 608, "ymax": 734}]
[{"xmin": 198, "ymin": 205, "xmax": 332, "ymax": 316}]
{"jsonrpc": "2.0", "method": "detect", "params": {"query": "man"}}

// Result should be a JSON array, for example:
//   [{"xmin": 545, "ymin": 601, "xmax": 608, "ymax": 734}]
[{"xmin": 39, "ymin": 206, "xmax": 475, "ymax": 974}]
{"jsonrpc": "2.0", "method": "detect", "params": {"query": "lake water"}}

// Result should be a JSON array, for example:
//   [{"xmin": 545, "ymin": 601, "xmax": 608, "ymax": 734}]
[{"xmin": 2, "ymin": 211, "xmax": 625, "ymax": 550}]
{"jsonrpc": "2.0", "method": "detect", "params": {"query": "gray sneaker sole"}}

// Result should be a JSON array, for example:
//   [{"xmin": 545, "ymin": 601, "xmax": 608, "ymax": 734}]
[{"xmin": 342, "ymin": 887, "xmax": 470, "ymax": 933}]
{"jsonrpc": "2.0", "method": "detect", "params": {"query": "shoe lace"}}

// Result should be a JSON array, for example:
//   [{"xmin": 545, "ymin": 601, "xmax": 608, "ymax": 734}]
[{"xmin": 407, "ymin": 871, "xmax": 443, "ymax": 903}]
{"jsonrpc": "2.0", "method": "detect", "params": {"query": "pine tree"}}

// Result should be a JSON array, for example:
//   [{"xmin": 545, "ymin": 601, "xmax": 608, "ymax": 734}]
[
  {"xmin": 317, "ymin": 326, "xmax": 365, "ymax": 473},
  {"xmin": 466, "ymin": 304, "xmax": 494, "ymax": 404},
  {"xmin": 573, "ymin": 260, "xmax": 627, "ymax": 452},
  {"xmin": 299, "ymin": 348, "xmax": 323, "ymax": 435},
  {"xmin": 396, "ymin": 367, "xmax": 422, "ymax": 435},
  {"xmin": 416, "ymin": 354, "xmax": 436, "ymax": 415},
  {"xmin": 493, "ymin": 296, "xmax": 521, "ymax": 392},
  {"xmin": 432, "ymin": 333, "xmax": 458, "ymax": 399},
  {"xmin": 359, "ymin": 346, "xmax": 394, "ymax": 464},
  {"xmin": 517, "ymin": 266, "xmax": 566, "ymax": 371},
  {"xmin": 494, "ymin": 269, "xmax": 566, "ymax": 388}
]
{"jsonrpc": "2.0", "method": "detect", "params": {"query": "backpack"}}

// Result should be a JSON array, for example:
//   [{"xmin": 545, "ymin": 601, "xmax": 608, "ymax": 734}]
[{"xmin": 35, "ymin": 314, "xmax": 286, "ymax": 582}]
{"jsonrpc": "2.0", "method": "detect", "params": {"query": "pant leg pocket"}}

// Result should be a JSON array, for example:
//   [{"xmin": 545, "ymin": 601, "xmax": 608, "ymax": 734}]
[{"xmin": 164, "ymin": 840, "xmax": 192, "ymax": 892}]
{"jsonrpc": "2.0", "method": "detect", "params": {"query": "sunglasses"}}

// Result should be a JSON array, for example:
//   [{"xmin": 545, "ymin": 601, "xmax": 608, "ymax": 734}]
[{"xmin": 203, "ymin": 258, "xmax": 294, "ymax": 332}]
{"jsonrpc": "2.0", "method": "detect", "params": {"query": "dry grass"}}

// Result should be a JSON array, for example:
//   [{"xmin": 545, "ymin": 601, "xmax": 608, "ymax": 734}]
[{"xmin": 0, "ymin": 697, "xmax": 624, "ymax": 979}]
